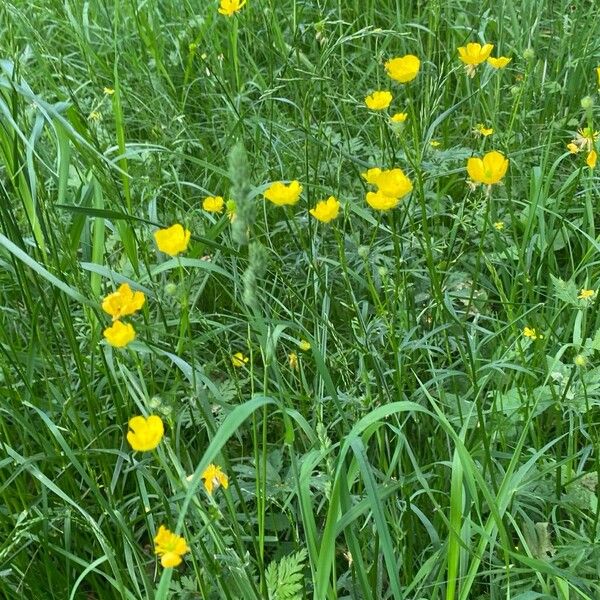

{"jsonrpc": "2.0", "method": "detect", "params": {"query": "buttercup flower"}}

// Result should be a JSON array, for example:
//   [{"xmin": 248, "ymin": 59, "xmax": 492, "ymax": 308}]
[
  {"xmin": 203, "ymin": 196, "xmax": 225, "ymax": 213},
  {"xmin": 201, "ymin": 463, "xmax": 229, "ymax": 495},
  {"xmin": 103, "ymin": 320, "xmax": 136, "ymax": 348},
  {"xmin": 474, "ymin": 123, "xmax": 493, "ymax": 136},
  {"xmin": 102, "ymin": 283, "xmax": 145, "ymax": 321},
  {"xmin": 154, "ymin": 526, "xmax": 190, "ymax": 568},
  {"xmin": 362, "ymin": 168, "xmax": 382, "ymax": 185},
  {"xmin": 127, "ymin": 415, "xmax": 164, "ymax": 451},
  {"xmin": 458, "ymin": 43, "xmax": 494, "ymax": 77},
  {"xmin": 578, "ymin": 288, "xmax": 595, "ymax": 300},
  {"xmin": 493, "ymin": 221, "xmax": 504, "ymax": 231},
  {"xmin": 390, "ymin": 112, "xmax": 408, "ymax": 123},
  {"xmin": 567, "ymin": 143, "xmax": 579, "ymax": 154},
  {"xmin": 218, "ymin": 0, "xmax": 246, "ymax": 16},
  {"xmin": 430, "ymin": 140, "xmax": 441, "ymax": 148},
  {"xmin": 572, "ymin": 127, "xmax": 599, "ymax": 152},
  {"xmin": 154, "ymin": 224, "xmax": 191, "ymax": 256},
  {"xmin": 364, "ymin": 90, "xmax": 393, "ymax": 110},
  {"xmin": 467, "ymin": 151, "xmax": 509, "ymax": 185},
  {"xmin": 487, "ymin": 56, "xmax": 511, "ymax": 69},
  {"xmin": 231, "ymin": 352, "xmax": 249, "ymax": 367},
  {"xmin": 384, "ymin": 55, "xmax": 420, "ymax": 83},
  {"xmin": 288, "ymin": 352, "xmax": 298, "ymax": 370},
  {"xmin": 264, "ymin": 181, "xmax": 303, "ymax": 206},
  {"xmin": 372, "ymin": 168, "xmax": 413, "ymax": 199},
  {"xmin": 298, "ymin": 339, "xmax": 311, "ymax": 351},
  {"xmin": 309, "ymin": 196, "xmax": 340, "ymax": 223},
  {"xmin": 366, "ymin": 191, "xmax": 400, "ymax": 211},
  {"xmin": 587, "ymin": 150, "xmax": 597, "ymax": 169},
  {"xmin": 523, "ymin": 326, "xmax": 542, "ymax": 340},
  {"xmin": 103, "ymin": 87, "xmax": 115, "ymax": 95}
]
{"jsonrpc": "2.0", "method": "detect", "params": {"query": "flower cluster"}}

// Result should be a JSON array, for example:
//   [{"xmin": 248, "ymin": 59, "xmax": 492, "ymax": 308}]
[{"xmin": 102, "ymin": 283, "xmax": 145, "ymax": 348}]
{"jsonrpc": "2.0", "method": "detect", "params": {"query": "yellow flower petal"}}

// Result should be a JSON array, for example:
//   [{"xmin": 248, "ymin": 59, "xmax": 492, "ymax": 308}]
[{"xmin": 154, "ymin": 224, "xmax": 191, "ymax": 256}]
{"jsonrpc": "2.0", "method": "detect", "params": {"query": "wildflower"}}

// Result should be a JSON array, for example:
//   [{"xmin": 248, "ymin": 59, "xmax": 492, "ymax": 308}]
[
  {"xmin": 523, "ymin": 326, "xmax": 542, "ymax": 340},
  {"xmin": 226, "ymin": 199, "xmax": 237, "ymax": 221},
  {"xmin": 201, "ymin": 463, "xmax": 229, "ymax": 495},
  {"xmin": 88, "ymin": 110, "xmax": 102, "ymax": 121},
  {"xmin": 103, "ymin": 320, "xmax": 136, "ymax": 348},
  {"xmin": 231, "ymin": 352, "xmax": 249, "ymax": 367},
  {"xmin": 154, "ymin": 224, "xmax": 191, "ymax": 256},
  {"xmin": 390, "ymin": 112, "xmax": 408, "ymax": 123},
  {"xmin": 571, "ymin": 127, "xmax": 599, "ymax": 152},
  {"xmin": 218, "ymin": 0, "xmax": 246, "ymax": 16},
  {"xmin": 102, "ymin": 283, "xmax": 145, "ymax": 321},
  {"xmin": 362, "ymin": 168, "xmax": 382, "ymax": 185},
  {"xmin": 154, "ymin": 525, "xmax": 190, "ymax": 568},
  {"xmin": 466, "ymin": 151, "xmax": 509, "ymax": 185},
  {"xmin": 587, "ymin": 150, "xmax": 597, "ymax": 169},
  {"xmin": 203, "ymin": 196, "xmax": 225, "ymax": 213},
  {"xmin": 127, "ymin": 415, "xmax": 164, "ymax": 451},
  {"xmin": 298, "ymin": 339, "xmax": 311, "ymax": 351},
  {"xmin": 578, "ymin": 288, "xmax": 595, "ymax": 300},
  {"xmin": 264, "ymin": 181, "xmax": 302, "ymax": 206},
  {"xmin": 430, "ymin": 140, "xmax": 441, "ymax": 148},
  {"xmin": 371, "ymin": 168, "xmax": 413, "ymax": 199},
  {"xmin": 458, "ymin": 43, "xmax": 494, "ymax": 77},
  {"xmin": 574, "ymin": 354, "xmax": 588, "ymax": 367},
  {"xmin": 288, "ymin": 352, "xmax": 298, "ymax": 370},
  {"xmin": 474, "ymin": 123, "xmax": 493, "ymax": 136},
  {"xmin": 384, "ymin": 55, "xmax": 420, "ymax": 83},
  {"xmin": 567, "ymin": 143, "xmax": 580, "ymax": 154},
  {"xmin": 366, "ymin": 191, "xmax": 400, "ymax": 211},
  {"xmin": 493, "ymin": 221, "xmax": 504, "ymax": 231},
  {"xmin": 103, "ymin": 87, "xmax": 115, "ymax": 95},
  {"xmin": 364, "ymin": 90, "xmax": 393, "ymax": 111},
  {"xmin": 309, "ymin": 196, "xmax": 340, "ymax": 223},
  {"xmin": 487, "ymin": 56, "xmax": 511, "ymax": 69}
]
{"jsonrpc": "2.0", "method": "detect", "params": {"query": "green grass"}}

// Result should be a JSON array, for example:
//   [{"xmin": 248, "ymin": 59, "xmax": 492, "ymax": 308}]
[{"xmin": 1, "ymin": 0, "xmax": 600, "ymax": 598}]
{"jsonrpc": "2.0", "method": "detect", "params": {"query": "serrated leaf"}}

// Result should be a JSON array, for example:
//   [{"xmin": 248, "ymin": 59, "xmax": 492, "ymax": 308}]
[{"xmin": 550, "ymin": 275, "xmax": 579, "ymax": 306}]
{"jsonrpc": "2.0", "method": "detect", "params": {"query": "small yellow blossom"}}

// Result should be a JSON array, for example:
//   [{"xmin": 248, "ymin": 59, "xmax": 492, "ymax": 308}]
[
  {"xmin": 103, "ymin": 320, "xmax": 136, "ymax": 348},
  {"xmin": 567, "ymin": 143, "xmax": 580, "ymax": 154},
  {"xmin": 458, "ymin": 43, "xmax": 494, "ymax": 65},
  {"xmin": 288, "ymin": 352, "xmax": 298, "ymax": 370},
  {"xmin": 298, "ymin": 339, "xmax": 311, "ymax": 351},
  {"xmin": 88, "ymin": 110, "xmax": 102, "ymax": 122},
  {"xmin": 154, "ymin": 224, "xmax": 191, "ymax": 256},
  {"xmin": 102, "ymin": 283, "xmax": 145, "ymax": 321},
  {"xmin": 154, "ymin": 525, "xmax": 190, "ymax": 568},
  {"xmin": 371, "ymin": 168, "xmax": 413, "ymax": 199},
  {"xmin": 218, "ymin": 0, "xmax": 246, "ymax": 17},
  {"xmin": 203, "ymin": 196, "xmax": 225, "ymax": 213},
  {"xmin": 103, "ymin": 87, "xmax": 115, "ymax": 95},
  {"xmin": 587, "ymin": 149, "xmax": 597, "ymax": 169},
  {"xmin": 264, "ymin": 181, "xmax": 303, "ymax": 206},
  {"xmin": 523, "ymin": 326, "xmax": 543, "ymax": 340},
  {"xmin": 231, "ymin": 352, "xmax": 249, "ymax": 367},
  {"xmin": 364, "ymin": 90, "xmax": 393, "ymax": 111},
  {"xmin": 362, "ymin": 168, "xmax": 382, "ymax": 185},
  {"xmin": 467, "ymin": 151, "xmax": 509, "ymax": 185},
  {"xmin": 366, "ymin": 191, "xmax": 400, "ymax": 211},
  {"xmin": 430, "ymin": 140, "xmax": 441, "ymax": 148},
  {"xmin": 384, "ymin": 55, "xmax": 421, "ymax": 83},
  {"xmin": 127, "ymin": 415, "xmax": 164, "ymax": 451},
  {"xmin": 309, "ymin": 196, "xmax": 340, "ymax": 223},
  {"xmin": 474, "ymin": 123, "xmax": 493, "ymax": 136},
  {"xmin": 487, "ymin": 56, "xmax": 512, "ymax": 69},
  {"xmin": 390, "ymin": 112, "xmax": 408, "ymax": 123},
  {"xmin": 493, "ymin": 221, "xmax": 504, "ymax": 231},
  {"xmin": 578, "ymin": 288, "xmax": 596, "ymax": 300},
  {"xmin": 201, "ymin": 463, "xmax": 229, "ymax": 495}
]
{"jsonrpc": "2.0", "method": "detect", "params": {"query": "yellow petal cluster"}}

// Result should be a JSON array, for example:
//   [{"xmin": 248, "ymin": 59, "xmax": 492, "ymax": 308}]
[
  {"xmin": 384, "ymin": 55, "xmax": 420, "ymax": 83},
  {"xmin": 203, "ymin": 196, "xmax": 225, "ymax": 213},
  {"xmin": 201, "ymin": 463, "xmax": 229, "ymax": 495},
  {"xmin": 264, "ymin": 181, "xmax": 303, "ymax": 206},
  {"xmin": 363, "ymin": 167, "xmax": 413, "ymax": 211},
  {"xmin": 458, "ymin": 43, "xmax": 494, "ymax": 65},
  {"xmin": 309, "ymin": 196, "xmax": 340, "ymax": 223},
  {"xmin": 127, "ymin": 415, "xmax": 164, "ymax": 451},
  {"xmin": 364, "ymin": 90, "xmax": 393, "ymax": 111},
  {"xmin": 218, "ymin": 0, "xmax": 246, "ymax": 16},
  {"xmin": 231, "ymin": 352, "xmax": 249, "ymax": 367},
  {"xmin": 102, "ymin": 283, "xmax": 145, "ymax": 321},
  {"xmin": 390, "ymin": 112, "xmax": 408, "ymax": 123},
  {"xmin": 103, "ymin": 320, "xmax": 136, "ymax": 348},
  {"xmin": 466, "ymin": 151, "xmax": 509, "ymax": 185},
  {"xmin": 587, "ymin": 150, "xmax": 597, "ymax": 169},
  {"xmin": 154, "ymin": 224, "xmax": 191, "ymax": 256},
  {"xmin": 487, "ymin": 56, "xmax": 511, "ymax": 69},
  {"xmin": 154, "ymin": 525, "xmax": 190, "ymax": 568}
]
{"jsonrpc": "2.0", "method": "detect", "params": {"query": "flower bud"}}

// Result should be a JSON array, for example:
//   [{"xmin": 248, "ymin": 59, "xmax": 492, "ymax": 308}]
[
  {"xmin": 581, "ymin": 96, "xmax": 594, "ymax": 110},
  {"xmin": 523, "ymin": 47, "xmax": 535, "ymax": 61}
]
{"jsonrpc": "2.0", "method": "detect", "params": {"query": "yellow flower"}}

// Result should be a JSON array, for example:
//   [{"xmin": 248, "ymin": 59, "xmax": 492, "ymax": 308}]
[
  {"xmin": 288, "ymin": 352, "xmax": 298, "ymax": 370},
  {"xmin": 103, "ymin": 87, "xmax": 115, "ymax": 95},
  {"xmin": 430, "ymin": 140, "xmax": 441, "ymax": 148},
  {"xmin": 390, "ymin": 112, "xmax": 408, "ymax": 123},
  {"xmin": 298, "ymin": 339, "xmax": 311, "ymax": 351},
  {"xmin": 587, "ymin": 149, "xmax": 597, "ymax": 169},
  {"xmin": 458, "ymin": 43, "xmax": 494, "ymax": 65},
  {"xmin": 366, "ymin": 191, "xmax": 400, "ymax": 211},
  {"xmin": 466, "ymin": 151, "xmax": 509, "ymax": 185},
  {"xmin": 578, "ymin": 288, "xmax": 595, "ymax": 300},
  {"xmin": 493, "ymin": 221, "xmax": 504, "ymax": 230},
  {"xmin": 567, "ymin": 143, "xmax": 580, "ymax": 154},
  {"xmin": 364, "ymin": 90, "xmax": 393, "ymax": 111},
  {"xmin": 264, "ymin": 181, "xmax": 303, "ymax": 206},
  {"xmin": 384, "ymin": 55, "xmax": 420, "ymax": 83},
  {"xmin": 88, "ymin": 110, "xmax": 102, "ymax": 122},
  {"xmin": 103, "ymin": 320, "xmax": 136, "ymax": 348},
  {"xmin": 102, "ymin": 283, "xmax": 145, "ymax": 321},
  {"xmin": 373, "ymin": 168, "xmax": 413, "ymax": 199},
  {"xmin": 487, "ymin": 56, "xmax": 511, "ymax": 69},
  {"xmin": 127, "ymin": 415, "xmax": 164, "ymax": 451},
  {"xmin": 154, "ymin": 525, "xmax": 190, "ymax": 568},
  {"xmin": 474, "ymin": 123, "xmax": 493, "ymax": 136},
  {"xmin": 231, "ymin": 352, "xmax": 248, "ymax": 367},
  {"xmin": 202, "ymin": 196, "xmax": 225, "ymax": 213},
  {"xmin": 309, "ymin": 196, "xmax": 340, "ymax": 223},
  {"xmin": 154, "ymin": 224, "xmax": 191, "ymax": 256},
  {"xmin": 572, "ymin": 127, "xmax": 600, "ymax": 151},
  {"xmin": 361, "ymin": 167, "xmax": 382, "ymax": 185},
  {"xmin": 218, "ymin": 0, "xmax": 246, "ymax": 16},
  {"xmin": 201, "ymin": 463, "xmax": 229, "ymax": 495},
  {"xmin": 523, "ymin": 326, "xmax": 542, "ymax": 340}
]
